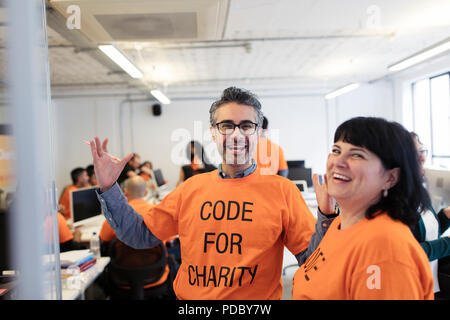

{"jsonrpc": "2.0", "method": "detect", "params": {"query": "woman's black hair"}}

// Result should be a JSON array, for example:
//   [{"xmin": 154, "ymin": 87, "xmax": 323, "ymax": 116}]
[
  {"xmin": 334, "ymin": 117, "xmax": 431, "ymax": 226},
  {"xmin": 186, "ymin": 140, "xmax": 212, "ymax": 165}
]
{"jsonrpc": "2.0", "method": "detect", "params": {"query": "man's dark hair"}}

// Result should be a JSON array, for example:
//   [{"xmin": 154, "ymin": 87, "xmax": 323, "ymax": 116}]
[
  {"xmin": 209, "ymin": 87, "xmax": 264, "ymax": 126},
  {"xmin": 86, "ymin": 164, "xmax": 95, "ymax": 178},
  {"xmin": 334, "ymin": 117, "xmax": 431, "ymax": 226},
  {"xmin": 70, "ymin": 167, "xmax": 86, "ymax": 185}
]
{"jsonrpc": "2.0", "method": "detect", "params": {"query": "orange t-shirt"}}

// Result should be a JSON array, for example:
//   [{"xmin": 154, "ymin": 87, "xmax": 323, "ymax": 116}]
[
  {"xmin": 292, "ymin": 213, "xmax": 434, "ymax": 300},
  {"xmin": 58, "ymin": 185, "xmax": 77, "ymax": 220},
  {"xmin": 253, "ymin": 137, "xmax": 288, "ymax": 176},
  {"xmin": 58, "ymin": 212, "xmax": 74, "ymax": 243},
  {"xmin": 100, "ymin": 198, "xmax": 155, "ymax": 242},
  {"xmin": 142, "ymin": 168, "xmax": 315, "ymax": 300},
  {"xmin": 100, "ymin": 198, "xmax": 170, "ymax": 289}
]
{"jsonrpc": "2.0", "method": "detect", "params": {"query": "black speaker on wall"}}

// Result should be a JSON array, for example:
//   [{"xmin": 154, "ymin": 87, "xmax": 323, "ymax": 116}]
[{"xmin": 152, "ymin": 103, "xmax": 162, "ymax": 116}]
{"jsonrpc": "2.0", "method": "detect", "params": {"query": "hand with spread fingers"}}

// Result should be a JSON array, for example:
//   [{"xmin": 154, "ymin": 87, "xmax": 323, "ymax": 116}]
[{"xmin": 89, "ymin": 136, "xmax": 133, "ymax": 192}]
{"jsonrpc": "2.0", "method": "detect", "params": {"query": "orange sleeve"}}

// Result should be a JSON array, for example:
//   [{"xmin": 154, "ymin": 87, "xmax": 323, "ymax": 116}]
[
  {"xmin": 99, "ymin": 220, "xmax": 117, "ymax": 242},
  {"xmin": 143, "ymin": 186, "xmax": 182, "ymax": 241},
  {"xmin": 58, "ymin": 212, "xmax": 73, "ymax": 243},
  {"xmin": 281, "ymin": 180, "xmax": 315, "ymax": 255}
]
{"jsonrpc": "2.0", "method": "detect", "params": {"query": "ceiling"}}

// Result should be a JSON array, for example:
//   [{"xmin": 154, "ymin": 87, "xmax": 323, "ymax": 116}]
[{"xmin": 1, "ymin": 0, "xmax": 450, "ymax": 96}]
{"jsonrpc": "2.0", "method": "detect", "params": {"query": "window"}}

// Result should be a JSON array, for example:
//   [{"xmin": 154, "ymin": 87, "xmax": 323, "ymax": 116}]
[{"xmin": 409, "ymin": 72, "xmax": 450, "ymax": 169}]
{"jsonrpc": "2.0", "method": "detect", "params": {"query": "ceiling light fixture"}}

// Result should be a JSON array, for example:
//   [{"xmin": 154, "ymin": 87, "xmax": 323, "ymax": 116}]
[
  {"xmin": 98, "ymin": 45, "xmax": 143, "ymax": 79},
  {"xmin": 325, "ymin": 83, "xmax": 360, "ymax": 99},
  {"xmin": 388, "ymin": 39, "xmax": 450, "ymax": 72},
  {"xmin": 150, "ymin": 89, "xmax": 171, "ymax": 105}
]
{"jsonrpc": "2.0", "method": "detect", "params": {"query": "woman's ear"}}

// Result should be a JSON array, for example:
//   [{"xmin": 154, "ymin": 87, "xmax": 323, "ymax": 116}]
[{"xmin": 385, "ymin": 167, "xmax": 400, "ymax": 189}]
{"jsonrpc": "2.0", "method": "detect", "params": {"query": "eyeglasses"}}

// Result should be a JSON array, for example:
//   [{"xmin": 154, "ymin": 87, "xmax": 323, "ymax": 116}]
[
  {"xmin": 215, "ymin": 121, "xmax": 259, "ymax": 136},
  {"xmin": 418, "ymin": 149, "xmax": 428, "ymax": 158}
]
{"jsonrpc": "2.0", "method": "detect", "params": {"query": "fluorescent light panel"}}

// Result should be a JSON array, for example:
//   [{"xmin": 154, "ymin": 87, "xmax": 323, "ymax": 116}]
[
  {"xmin": 98, "ymin": 45, "xmax": 143, "ymax": 79},
  {"xmin": 388, "ymin": 40, "xmax": 450, "ymax": 72},
  {"xmin": 151, "ymin": 89, "xmax": 171, "ymax": 105},
  {"xmin": 325, "ymin": 83, "xmax": 360, "ymax": 99}
]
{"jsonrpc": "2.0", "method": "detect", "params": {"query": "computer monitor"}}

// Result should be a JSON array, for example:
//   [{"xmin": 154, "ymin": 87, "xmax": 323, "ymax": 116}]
[
  {"xmin": 287, "ymin": 160, "xmax": 305, "ymax": 169},
  {"xmin": 153, "ymin": 169, "xmax": 166, "ymax": 187},
  {"xmin": 288, "ymin": 167, "xmax": 312, "ymax": 187},
  {"xmin": 291, "ymin": 180, "xmax": 308, "ymax": 192},
  {"xmin": 70, "ymin": 186, "xmax": 102, "ymax": 227},
  {"xmin": 424, "ymin": 168, "xmax": 450, "ymax": 210}
]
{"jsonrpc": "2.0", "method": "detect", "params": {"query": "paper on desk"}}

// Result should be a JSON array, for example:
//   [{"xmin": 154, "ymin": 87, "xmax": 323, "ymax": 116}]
[{"xmin": 60, "ymin": 249, "xmax": 94, "ymax": 267}]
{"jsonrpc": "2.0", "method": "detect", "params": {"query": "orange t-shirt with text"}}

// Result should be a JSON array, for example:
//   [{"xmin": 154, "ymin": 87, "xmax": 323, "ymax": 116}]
[
  {"xmin": 292, "ymin": 213, "xmax": 434, "ymax": 300},
  {"xmin": 142, "ymin": 168, "xmax": 315, "ymax": 300},
  {"xmin": 253, "ymin": 137, "xmax": 288, "ymax": 176}
]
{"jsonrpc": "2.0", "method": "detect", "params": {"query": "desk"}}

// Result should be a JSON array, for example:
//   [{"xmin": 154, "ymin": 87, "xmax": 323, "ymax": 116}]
[
  {"xmin": 61, "ymin": 256, "xmax": 110, "ymax": 300},
  {"xmin": 75, "ymin": 215, "xmax": 105, "ymax": 243}
]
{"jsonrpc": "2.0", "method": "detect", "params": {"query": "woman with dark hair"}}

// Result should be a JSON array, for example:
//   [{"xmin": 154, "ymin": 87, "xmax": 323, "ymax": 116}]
[
  {"xmin": 292, "ymin": 117, "xmax": 434, "ymax": 299},
  {"xmin": 176, "ymin": 140, "xmax": 216, "ymax": 186},
  {"xmin": 410, "ymin": 132, "xmax": 450, "ymax": 296}
]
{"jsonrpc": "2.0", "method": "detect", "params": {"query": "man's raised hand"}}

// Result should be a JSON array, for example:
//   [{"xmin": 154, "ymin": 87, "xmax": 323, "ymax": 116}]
[{"xmin": 89, "ymin": 137, "xmax": 133, "ymax": 192}]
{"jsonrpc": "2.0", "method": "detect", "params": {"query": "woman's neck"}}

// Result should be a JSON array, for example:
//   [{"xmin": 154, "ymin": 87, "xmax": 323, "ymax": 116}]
[{"xmin": 337, "ymin": 201, "xmax": 368, "ymax": 230}]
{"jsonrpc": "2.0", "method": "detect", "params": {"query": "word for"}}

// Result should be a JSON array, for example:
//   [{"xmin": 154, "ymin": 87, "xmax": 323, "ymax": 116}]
[
  {"xmin": 188, "ymin": 264, "xmax": 258, "ymax": 288},
  {"xmin": 204, "ymin": 232, "xmax": 242, "ymax": 254}
]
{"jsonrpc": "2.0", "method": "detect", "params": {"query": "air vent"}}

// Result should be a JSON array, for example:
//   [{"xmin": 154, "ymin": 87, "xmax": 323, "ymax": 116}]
[
  {"xmin": 94, "ymin": 12, "xmax": 198, "ymax": 41},
  {"xmin": 48, "ymin": 0, "xmax": 229, "ymax": 42}
]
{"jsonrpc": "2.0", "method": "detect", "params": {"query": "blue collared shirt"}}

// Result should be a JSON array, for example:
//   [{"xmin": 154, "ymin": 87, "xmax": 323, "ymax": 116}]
[{"xmin": 217, "ymin": 159, "xmax": 257, "ymax": 179}]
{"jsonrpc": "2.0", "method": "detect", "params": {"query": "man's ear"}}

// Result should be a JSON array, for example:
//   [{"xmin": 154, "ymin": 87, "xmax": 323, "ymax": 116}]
[
  {"xmin": 210, "ymin": 126, "xmax": 216, "ymax": 142},
  {"xmin": 385, "ymin": 167, "xmax": 400, "ymax": 190}
]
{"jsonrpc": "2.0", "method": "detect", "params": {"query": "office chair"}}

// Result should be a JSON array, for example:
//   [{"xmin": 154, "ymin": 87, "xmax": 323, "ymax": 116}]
[{"xmin": 105, "ymin": 239, "xmax": 176, "ymax": 300}]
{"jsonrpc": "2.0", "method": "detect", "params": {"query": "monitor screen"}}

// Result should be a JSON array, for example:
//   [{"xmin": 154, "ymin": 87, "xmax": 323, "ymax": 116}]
[
  {"xmin": 288, "ymin": 167, "xmax": 312, "ymax": 187},
  {"xmin": 424, "ymin": 168, "xmax": 450, "ymax": 210},
  {"xmin": 70, "ymin": 187, "xmax": 101, "ymax": 225},
  {"xmin": 153, "ymin": 169, "xmax": 166, "ymax": 187},
  {"xmin": 287, "ymin": 160, "xmax": 305, "ymax": 169}
]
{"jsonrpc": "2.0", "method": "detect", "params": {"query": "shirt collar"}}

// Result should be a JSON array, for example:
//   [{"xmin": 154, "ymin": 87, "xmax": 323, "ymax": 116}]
[{"xmin": 217, "ymin": 159, "xmax": 257, "ymax": 179}]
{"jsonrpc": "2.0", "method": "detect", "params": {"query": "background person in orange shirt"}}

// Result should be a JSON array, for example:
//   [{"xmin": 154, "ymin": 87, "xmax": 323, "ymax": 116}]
[
  {"xmin": 99, "ymin": 175, "xmax": 155, "ymax": 243},
  {"xmin": 58, "ymin": 167, "xmax": 90, "ymax": 220},
  {"xmin": 253, "ymin": 116, "xmax": 289, "ymax": 177},
  {"xmin": 292, "ymin": 117, "xmax": 434, "ymax": 300}
]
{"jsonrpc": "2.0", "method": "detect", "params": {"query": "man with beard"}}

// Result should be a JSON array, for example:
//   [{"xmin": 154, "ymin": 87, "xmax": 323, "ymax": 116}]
[{"xmin": 88, "ymin": 87, "xmax": 333, "ymax": 300}]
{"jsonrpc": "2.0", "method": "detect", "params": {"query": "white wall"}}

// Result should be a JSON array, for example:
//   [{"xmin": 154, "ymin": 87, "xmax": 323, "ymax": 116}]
[{"xmin": 52, "ymin": 81, "xmax": 397, "ymax": 195}]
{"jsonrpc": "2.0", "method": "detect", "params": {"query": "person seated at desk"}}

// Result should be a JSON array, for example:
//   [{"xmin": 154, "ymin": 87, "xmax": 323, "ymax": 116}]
[
  {"xmin": 99, "ymin": 175, "xmax": 156, "ymax": 244},
  {"xmin": 117, "ymin": 153, "xmax": 141, "ymax": 187},
  {"xmin": 176, "ymin": 140, "xmax": 216, "ymax": 187},
  {"xmin": 86, "ymin": 164, "xmax": 98, "ymax": 187},
  {"xmin": 57, "ymin": 212, "xmax": 85, "ymax": 252},
  {"xmin": 138, "ymin": 161, "xmax": 158, "ymax": 194},
  {"xmin": 58, "ymin": 167, "xmax": 90, "ymax": 220},
  {"xmin": 99, "ymin": 175, "xmax": 172, "ymax": 290},
  {"xmin": 253, "ymin": 116, "xmax": 289, "ymax": 177}
]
